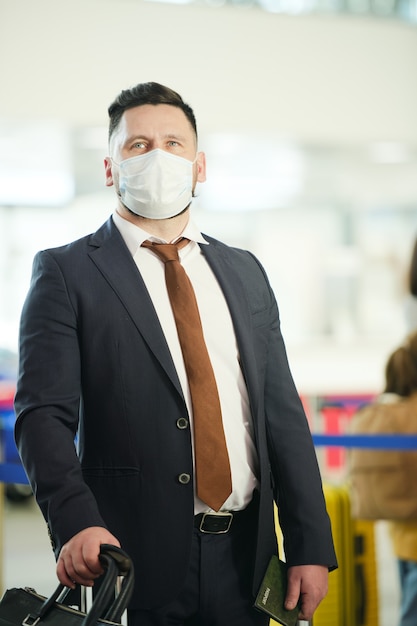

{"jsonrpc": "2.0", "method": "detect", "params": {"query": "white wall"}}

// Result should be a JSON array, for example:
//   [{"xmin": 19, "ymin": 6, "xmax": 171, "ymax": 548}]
[{"xmin": 1, "ymin": 0, "xmax": 417, "ymax": 143}]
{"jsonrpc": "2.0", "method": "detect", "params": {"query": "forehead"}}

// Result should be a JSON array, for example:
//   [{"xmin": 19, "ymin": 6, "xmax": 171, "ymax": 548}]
[{"xmin": 114, "ymin": 104, "xmax": 195, "ymax": 143}]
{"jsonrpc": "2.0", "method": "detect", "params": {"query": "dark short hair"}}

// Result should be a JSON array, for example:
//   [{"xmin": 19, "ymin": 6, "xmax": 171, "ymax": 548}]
[
  {"xmin": 108, "ymin": 82, "xmax": 197, "ymax": 142},
  {"xmin": 385, "ymin": 332, "xmax": 417, "ymax": 396}
]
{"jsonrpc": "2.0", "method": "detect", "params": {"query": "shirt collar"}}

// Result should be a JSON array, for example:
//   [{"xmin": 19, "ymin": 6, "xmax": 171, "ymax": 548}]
[{"xmin": 112, "ymin": 210, "xmax": 209, "ymax": 257}]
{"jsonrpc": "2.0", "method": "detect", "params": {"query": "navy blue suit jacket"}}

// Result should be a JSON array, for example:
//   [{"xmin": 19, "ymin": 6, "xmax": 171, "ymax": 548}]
[{"xmin": 15, "ymin": 217, "xmax": 336, "ymax": 609}]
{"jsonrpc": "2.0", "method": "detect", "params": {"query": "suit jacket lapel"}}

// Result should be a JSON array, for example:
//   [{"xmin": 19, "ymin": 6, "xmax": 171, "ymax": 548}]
[
  {"xmin": 200, "ymin": 239, "xmax": 260, "ymax": 418},
  {"xmin": 87, "ymin": 218, "xmax": 184, "ymax": 398}
]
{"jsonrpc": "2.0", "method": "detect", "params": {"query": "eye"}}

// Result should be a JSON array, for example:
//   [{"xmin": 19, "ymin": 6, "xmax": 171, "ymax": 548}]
[
  {"xmin": 132, "ymin": 141, "xmax": 146, "ymax": 149},
  {"xmin": 167, "ymin": 140, "xmax": 180, "ymax": 147}
]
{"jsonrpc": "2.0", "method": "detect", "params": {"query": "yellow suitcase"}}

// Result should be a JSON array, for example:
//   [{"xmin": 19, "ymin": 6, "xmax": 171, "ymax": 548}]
[
  {"xmin": 314, "ymin": 484, "xmax": 379, "ymax": 626},
  {"xmin": 272, "ymin": 485, "xmax": 378, "ymax": 625},
  {"xmin": 313, "ymin": 483, "xmax": 355, "ymax": 626}
]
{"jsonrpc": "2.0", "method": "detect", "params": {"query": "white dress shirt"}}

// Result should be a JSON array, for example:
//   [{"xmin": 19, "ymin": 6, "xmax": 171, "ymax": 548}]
[{"xmin": 112, "ymin": 211, "xmax": 259, "ymax": 513}]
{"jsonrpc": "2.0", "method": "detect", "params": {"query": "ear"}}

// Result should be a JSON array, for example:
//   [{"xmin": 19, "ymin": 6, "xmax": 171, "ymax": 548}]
[
  {"xmin": 104, "ymin": 157, "xmax": 114, "ymax": 187},
  {"xmin": 196, "ymin": 152, "xmax": 207, "ymax": 183}
]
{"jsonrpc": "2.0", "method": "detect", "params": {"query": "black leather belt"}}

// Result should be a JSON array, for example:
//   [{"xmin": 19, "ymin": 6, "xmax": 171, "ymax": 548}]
[{"xmin": 194, "ymin": 509, "xmax": 248, "ymax": 534}]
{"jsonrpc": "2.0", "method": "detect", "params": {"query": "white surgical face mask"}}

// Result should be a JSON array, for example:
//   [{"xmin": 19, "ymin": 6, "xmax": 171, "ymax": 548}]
[{"xmin": 113, "ymin": 149, "xmax": 196, "ymax": 219}]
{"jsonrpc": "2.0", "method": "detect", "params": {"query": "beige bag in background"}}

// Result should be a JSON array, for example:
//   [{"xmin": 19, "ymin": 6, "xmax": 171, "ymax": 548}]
[{"xmin": 349, "ymin": 393, "xmax": 417, "ymax": 520}]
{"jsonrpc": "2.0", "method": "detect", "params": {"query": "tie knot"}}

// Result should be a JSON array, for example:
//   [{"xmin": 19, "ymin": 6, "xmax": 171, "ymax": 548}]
[
  {"xmin": 142, "ymin": 238, "xmax": 189, "ymax": 263},
  {"xmin": 142, "ymin": 241, "xmax": 180, "ymax": 264}
]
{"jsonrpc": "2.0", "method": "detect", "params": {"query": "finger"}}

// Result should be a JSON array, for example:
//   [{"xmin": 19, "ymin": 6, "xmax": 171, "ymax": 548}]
[
  {"xmin": 284, "ymin": 574, "xmax": 300, "ymax": 611},
  {"xmin": 297, "ymin": 593, "xmax": 319, "ymax": 621},
  {"xmin": 56, "ymin": 558, "xmax": 76, "ymax": 589},
  {"xmin": 80, "ymin": 544, "xmax": 105, "ymax": 577},
  {"xmin": 57, "ymin": 552, "xmax": 97, "ymax": 587}
]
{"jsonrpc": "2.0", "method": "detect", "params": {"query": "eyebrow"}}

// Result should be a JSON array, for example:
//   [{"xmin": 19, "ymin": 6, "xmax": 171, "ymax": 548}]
[
  {"xmin": 164, "ymin": 132, "xmax": 186, "ymax": 140},
  {"xmin": 126, "ymin": 132, "xmax": 188, "ymax": 143}
]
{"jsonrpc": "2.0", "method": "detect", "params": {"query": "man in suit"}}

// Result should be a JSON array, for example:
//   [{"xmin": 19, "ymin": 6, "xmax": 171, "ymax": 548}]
[{"xmin": 15, "ymin": 82, "xmax": 337, "ymax": 626}]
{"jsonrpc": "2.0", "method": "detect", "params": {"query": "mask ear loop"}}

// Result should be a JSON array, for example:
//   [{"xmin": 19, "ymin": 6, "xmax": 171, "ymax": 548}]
[
  {"xmin": 108, "ymin": 157, "xmax": 126, "ymax": 206},
  {"xmin": 192, "ymin": 152, "xmax": 204, "ymax": 198}
]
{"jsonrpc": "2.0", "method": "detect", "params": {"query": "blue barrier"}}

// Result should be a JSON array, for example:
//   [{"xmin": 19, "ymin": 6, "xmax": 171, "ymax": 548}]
[
  {"xmin": 312, "ymin": 433, "xmax": 417, "ymax": 449},
  {"xmin": 0, "ymin": 463, "xmax": 28, "ymax": 484},
  {"xmin": 0, "ymin": 409, "xmax": 29, "ymax": 485}
]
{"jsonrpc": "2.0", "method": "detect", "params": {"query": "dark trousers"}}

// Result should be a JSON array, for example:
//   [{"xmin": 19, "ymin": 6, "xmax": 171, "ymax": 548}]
[{"xmin": 127, "ymin": 502, "xmax": 269, "ymax": 626}]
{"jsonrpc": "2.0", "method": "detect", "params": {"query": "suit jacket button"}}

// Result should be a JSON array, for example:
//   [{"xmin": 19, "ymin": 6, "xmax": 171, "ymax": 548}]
[
  {"xmin": 178, "ymin": 473, "xmax": 191, "ymax": 484},
  {"xmin": 176, "ymin": 417, "xmax": 189, "ymax": 430}
]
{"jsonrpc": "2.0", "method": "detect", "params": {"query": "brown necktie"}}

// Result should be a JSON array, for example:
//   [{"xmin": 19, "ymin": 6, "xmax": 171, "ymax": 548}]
[{"xmin": 142, "ymin": 239, "xmax": 232, "ymax": 511}]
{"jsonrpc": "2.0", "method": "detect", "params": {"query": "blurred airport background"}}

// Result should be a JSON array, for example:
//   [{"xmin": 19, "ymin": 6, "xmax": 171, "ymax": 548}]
[
  {"xmin": 1, "ymin": 0, "xmax": 417, "ymax": 624},
  {"xmin": 1, "ymin": 1, "xmax": 417, "ymax": 383}
]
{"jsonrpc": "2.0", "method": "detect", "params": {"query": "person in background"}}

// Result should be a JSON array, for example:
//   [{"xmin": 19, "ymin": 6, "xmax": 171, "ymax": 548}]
[
  {"xmin": 409, "ymin": 239, "xmax": 417, "ymax": 299},
  {"xmin": 14, "ymin": 81, "xmax": 337, "ymax": 626},
  {"xmin": 404, "ymin": 238, "xmax": 417, "ymax": 332},
  {"xmin": 385, "ymin": 335, "xmax": 417, "ymax": 626},
  {"xmin": 350, "ymin": 332, "xmax": 417, "ymax": 626}
]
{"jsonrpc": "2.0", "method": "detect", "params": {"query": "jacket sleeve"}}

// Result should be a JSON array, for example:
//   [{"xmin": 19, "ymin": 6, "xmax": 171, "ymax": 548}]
[
  {"xmin": 14, "ymin": 250, "xmax": 107, "ymax": 556},
  {"xmin": 261, "ymin": 279, "xmax": 337, "ymax": 569}
]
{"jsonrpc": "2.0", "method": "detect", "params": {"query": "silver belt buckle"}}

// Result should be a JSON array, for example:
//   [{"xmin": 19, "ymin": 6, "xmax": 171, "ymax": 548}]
[
  {"xmin": 199, "ymin": 511, "xmax": 233, "ymax": 534},
  {"xmin": 23, "ymin": 616, "xmax": 40, "ymax": 626}
]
